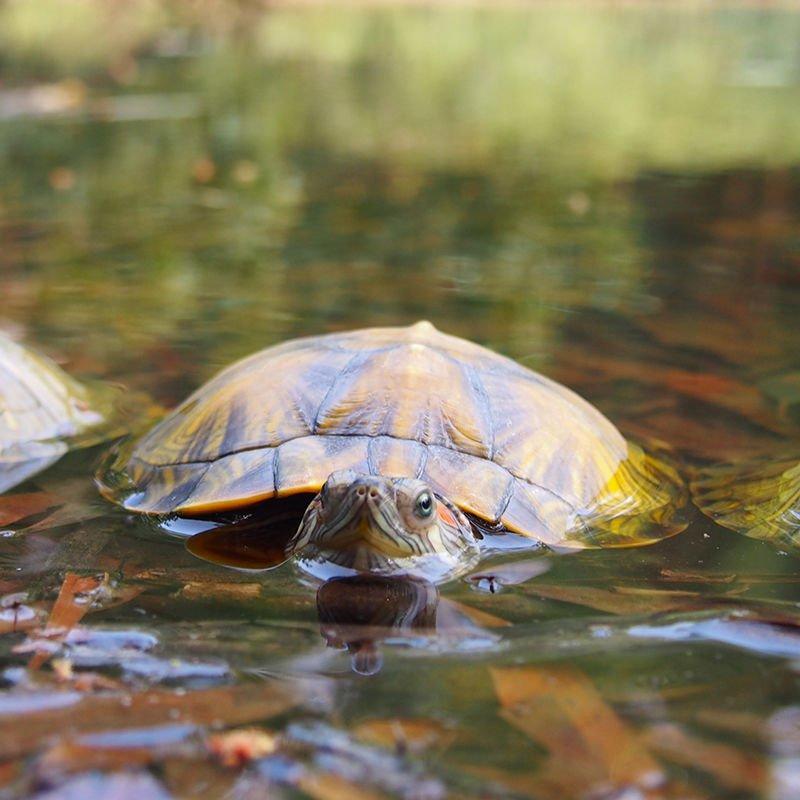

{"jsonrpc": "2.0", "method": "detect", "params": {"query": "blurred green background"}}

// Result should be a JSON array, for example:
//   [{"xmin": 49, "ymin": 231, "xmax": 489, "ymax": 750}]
[{"xmin": 1, "ymin": 2, "xmax": 798, "ymax": 410}]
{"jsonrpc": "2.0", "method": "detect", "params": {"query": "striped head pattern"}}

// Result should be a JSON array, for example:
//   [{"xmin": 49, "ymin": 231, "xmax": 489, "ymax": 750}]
[{"xmin": 290, "ymin": 470, "xmax": 480, "ymax": 582}]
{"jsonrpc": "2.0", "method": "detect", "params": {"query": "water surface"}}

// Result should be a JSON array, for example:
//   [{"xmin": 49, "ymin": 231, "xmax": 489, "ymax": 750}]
[{"xmin": 1, "ymin": 6, "xmax": 800, "ymax": 798}]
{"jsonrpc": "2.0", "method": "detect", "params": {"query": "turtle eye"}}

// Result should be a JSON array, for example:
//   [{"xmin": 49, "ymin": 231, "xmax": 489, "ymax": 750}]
[{"xmin": 414, "ymin": 491, "xmax": 434, "ymax": 519}]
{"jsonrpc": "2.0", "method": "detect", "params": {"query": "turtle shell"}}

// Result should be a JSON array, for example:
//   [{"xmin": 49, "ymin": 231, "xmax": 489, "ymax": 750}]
[
  {"xmin": 99, "ymin": 321, "xmax": 687, "ymax": 548},
  {"xmin": 691, "ymin": 457, "xmax": 800, "ymax": 547},
  {"xmin": 1, "ymin": 334, "xmax": 117, "ymax": 494}
]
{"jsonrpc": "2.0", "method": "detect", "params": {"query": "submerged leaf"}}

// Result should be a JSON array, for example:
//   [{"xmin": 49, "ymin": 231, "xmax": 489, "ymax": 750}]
[
  {"xmin": 0, "ymin": 680, "xmax": 301, "ymax": 760},
  {"xmin": 523, "ymin": 582, "xmax": 701, "ymax": 614},
  {"xmin": 644, "ymin": 723, "xmax": 767, "ymax": 793},
  {"xmin": 0, "ymin": 492, "xmax": 59, "ymax": 528},
  {"xmin": 354, "ymin": 718, "xmax": 456, "ymax": 755},
  {"xmin": 295, "ymin": 772, "xmax": 389, "ymax": 800},
  {"xmin": 491, "ymin": 665, "xmax": 664, "ymax": 797}
]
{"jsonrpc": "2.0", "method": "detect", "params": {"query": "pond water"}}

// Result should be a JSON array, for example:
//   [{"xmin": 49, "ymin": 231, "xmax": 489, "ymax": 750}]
[{"xmin": 1, "ymin": 5, "xmax": 800, "ymax": 798}]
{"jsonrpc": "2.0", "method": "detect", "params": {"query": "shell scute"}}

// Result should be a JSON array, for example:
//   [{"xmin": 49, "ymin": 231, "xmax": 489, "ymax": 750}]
[
  {"xmin": 421, "ymin": 446, "xmax": 514, "ymax": 524},
  {"xmin": 275, "ymin": 435, "xmax": 370, "ymax": 497},
  {"xmin": 481, "ymin": 367, "xmax": 626, "ymax": 507},
  {"xmin": 314, "ymin": 343, "xmax": 491, "ymax": 459},
  {"xmin": 123, "ymin": 458, "xmax": 209, "ymax": 514},
  {"xmin": 366, "ymin": 436, "xmax": 427, "ymax": 479},
  {"xmin": 178, "ymin": 448, "xmax": 277, "ymax": 515},
  {"xmin": 500, "ymin": 479, "xmax": 578, "ymax": 547},
  {"xmin": 133, "ymin": 344, "xmax": 352, "ymax": 466}
]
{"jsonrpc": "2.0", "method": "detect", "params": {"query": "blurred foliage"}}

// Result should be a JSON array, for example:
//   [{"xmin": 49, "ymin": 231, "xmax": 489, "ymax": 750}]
[
  {"xmin": 1, "ymin": 4, "xmax": 800, "ymax": 175},
  {"xmin": 1, "ymin": 4, "xmax": 799, "ymax": 397}
]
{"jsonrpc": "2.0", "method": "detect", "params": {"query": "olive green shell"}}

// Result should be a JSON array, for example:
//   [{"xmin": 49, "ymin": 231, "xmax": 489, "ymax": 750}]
[
  {"xmin": 0, "ymin": 334, "xmax": 112, "ymax": 493},
  {"xmin": 692, "ymin": 458, "xmax": 800, "ymax": 547},
  {"xmin": 99, "ymin": 322, "xmax": 686, "ymax": 548}
]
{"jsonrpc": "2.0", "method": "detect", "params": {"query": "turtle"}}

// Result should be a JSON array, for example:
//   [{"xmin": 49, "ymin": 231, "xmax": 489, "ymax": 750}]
[
  {"xmin": 98, "ymin": 321, "xmax": 687, "ymax": 581},
  {"xmin": 0, "ymin": 333, "xmax": 124, "ymax": 495},
  {"xmin": 691, "ymin": 457, "xmax": 800, "ymax": 549}
]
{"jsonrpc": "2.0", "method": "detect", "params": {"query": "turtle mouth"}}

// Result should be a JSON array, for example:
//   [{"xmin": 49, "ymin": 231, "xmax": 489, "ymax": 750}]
[{"xmin": 312, "ymin": 495, "xmax": 423, "ymax": 559}]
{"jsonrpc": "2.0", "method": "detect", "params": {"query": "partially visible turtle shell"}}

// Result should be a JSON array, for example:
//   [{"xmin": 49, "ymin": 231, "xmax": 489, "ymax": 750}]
[
  {"xmin": 99, "ymin": 321, "xmax": 687, "ymax": 549},
  {"xmin": 692, "ymin": 457, "xmax": 800, "ymax": 547},
  {"xmin": 1, "ymin": 333, "xmax": 119, "ymax": 493}
]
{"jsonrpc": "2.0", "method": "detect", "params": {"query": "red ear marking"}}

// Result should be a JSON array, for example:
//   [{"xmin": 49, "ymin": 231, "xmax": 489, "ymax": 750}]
[{"xmin": 437, "ymin": 503, "xmax": 457, "ymax": 527}]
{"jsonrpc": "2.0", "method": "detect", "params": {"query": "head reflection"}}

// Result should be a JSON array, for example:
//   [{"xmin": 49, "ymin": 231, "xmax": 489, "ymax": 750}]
[{"xmin": 316, "ymin": 576, "xmax": 439, "ymax": 676}]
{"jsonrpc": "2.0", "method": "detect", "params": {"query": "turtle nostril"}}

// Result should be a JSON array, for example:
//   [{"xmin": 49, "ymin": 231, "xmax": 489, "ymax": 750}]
[
  {"xmin": 369, "ymin": 489, "xmax": 379, "ymax": 499},
  {"xmin": 356, "ymin": 486, "xmax": 366, "ymax": 497}
]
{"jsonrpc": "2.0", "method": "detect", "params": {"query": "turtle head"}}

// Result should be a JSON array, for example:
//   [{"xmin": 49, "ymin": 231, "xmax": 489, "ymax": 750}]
[{"xmin": 290, "ymin": 470, "xmax": 479, "ymax": 582}]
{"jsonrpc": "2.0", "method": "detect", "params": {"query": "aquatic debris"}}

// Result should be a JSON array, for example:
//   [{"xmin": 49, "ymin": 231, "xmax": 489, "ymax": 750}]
[
  {"xmin": 0, "ymin": 479, "xmax": 109, "ymax": 535},
  {"xmin": 50, "ymin": 658, "xmax": 123, "ymax": 693},
  {"xmin": 628, "ymin": 613, "xmax": 800, "ymax": 660},
  {"xmin": 207, "ymin": 727, "xmax": 279, "ymax": 767},
  {"xmin": 120, "ymin": 656, "xmax": 230, "ymax": 687},
  {"xmin": 18, "ymin": 574, "xmax": 108, "ymax": 670},
  {"xmin": 9, "ymin": 569, "xmax": 143, "ymax": 668},
  {"xmin": 0, "ymin": 592, "xmax": 43, "ymax": 634},
  {"xmin": 177, "ymin": 581, "xmax": 263, "ymax": 603},
  {"xmin": 466, "ymin": 557, "xmax": 551, "ymax": 593},
  {"xmin": 16, "ymin": 623, "xmax": 230, "ymax": 688}
]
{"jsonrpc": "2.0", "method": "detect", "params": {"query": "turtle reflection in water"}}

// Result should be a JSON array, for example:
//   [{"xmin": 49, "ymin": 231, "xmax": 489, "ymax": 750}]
[
  {"xmin": 98, "ymin": 322, "xmax": 687, "ymax": 582},
  {"xmin": 0, "ymin": 333, "xmax": 121, "ymax": 495},
  {"xmin": 316, "ymin": 576, "xmax": 441, "ymax": 676}
]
